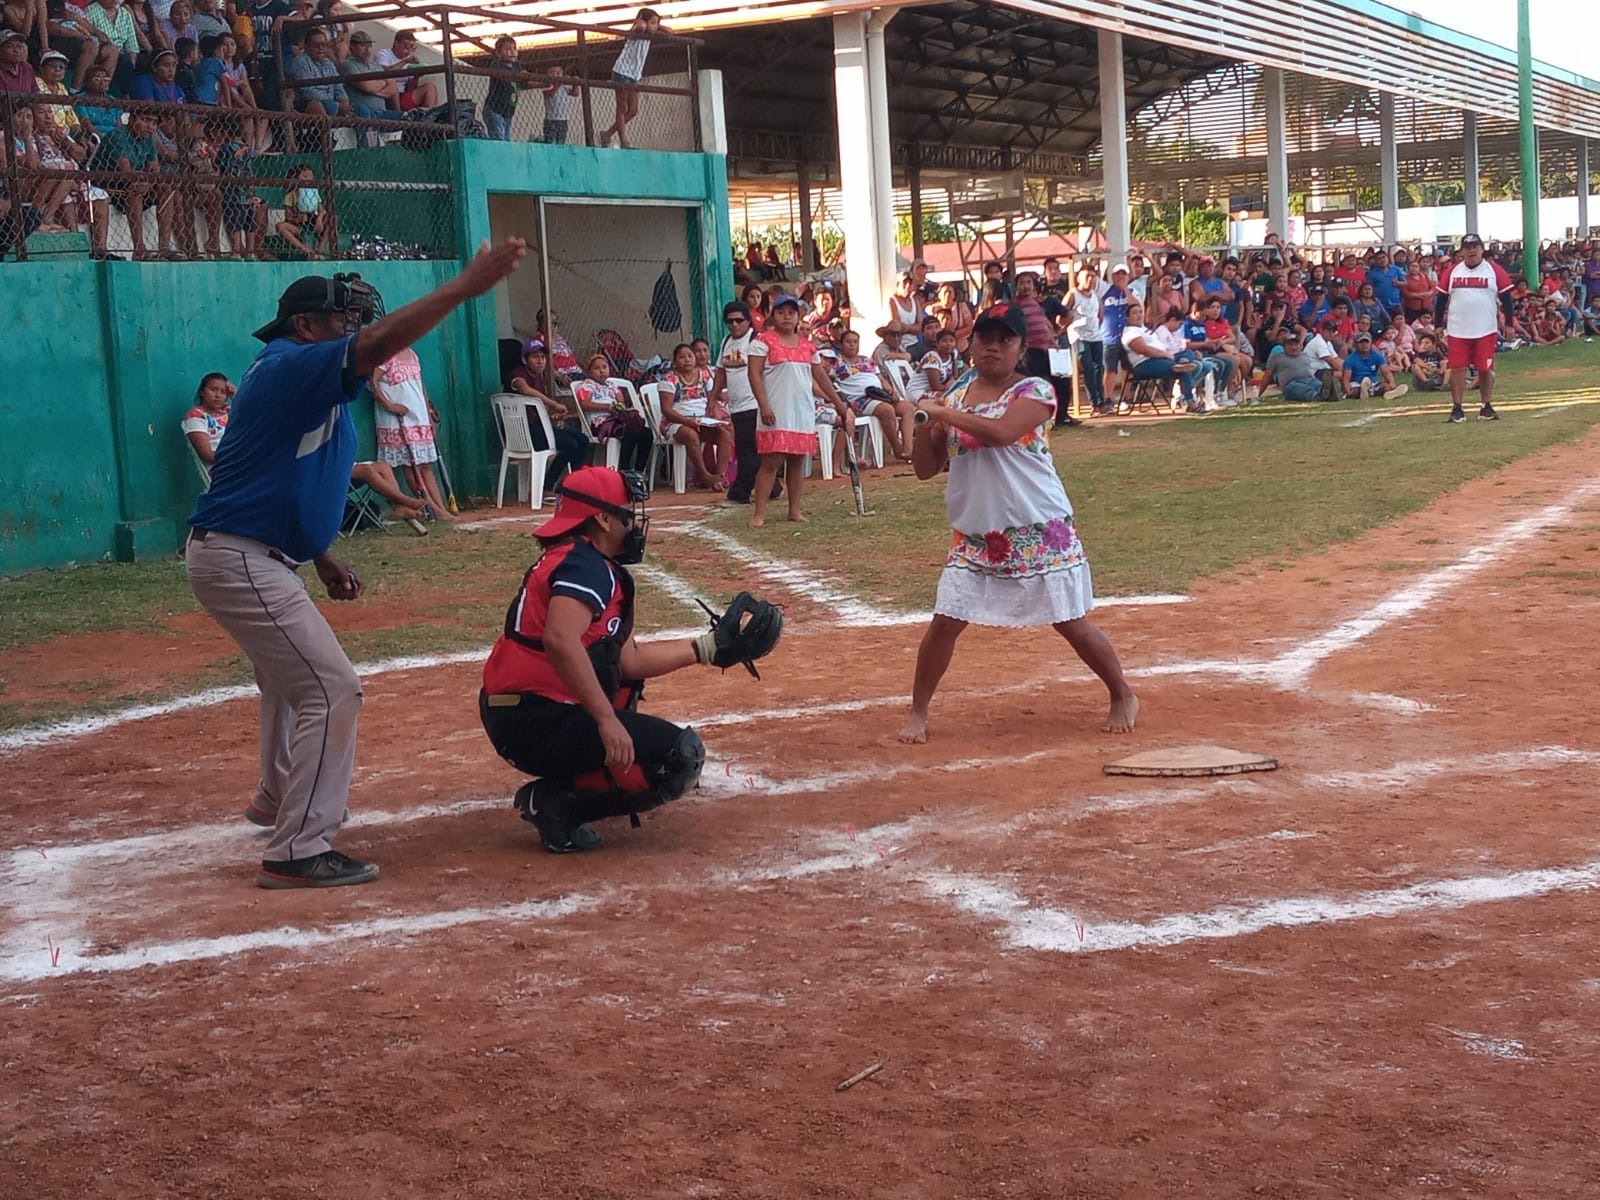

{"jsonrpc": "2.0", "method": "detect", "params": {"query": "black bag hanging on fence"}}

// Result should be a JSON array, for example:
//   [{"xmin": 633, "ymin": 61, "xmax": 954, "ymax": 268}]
[{"xmin": 649, "ymin": 262, "xmax": 682, "ymax": 334}]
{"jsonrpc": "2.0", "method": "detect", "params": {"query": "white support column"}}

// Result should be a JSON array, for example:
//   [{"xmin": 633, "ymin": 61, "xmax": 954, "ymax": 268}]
[
  {"xmin": 833, "ymin": 10, "xmax": 886, "ymax": 329},
  {"xmin": 1578, "ymin": 136, "xmax": 1591, "ymax": 237},
  {"xmin": 1263, "ymin": 66, "xmax": 1289, "ymax": 242},
  {"xmin": 1379, "ymin": 91, "xmax": 1399, "ymax": 245},
  {"xmin": 1463, "ymin": 111, "xmax": 1480, "ymax": 235},
  {"xmin": 1097, "ymin": 29, "xmax": 1130, "ymax": 261},
  {"xmin": 865, "ymin": 8, "xmax": 897, "ymax": 298}
]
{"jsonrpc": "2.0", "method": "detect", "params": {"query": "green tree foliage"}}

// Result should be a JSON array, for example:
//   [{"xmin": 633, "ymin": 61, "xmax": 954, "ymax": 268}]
[{"xmin": 896, "ymin": 210, "xmax": 958, "ymax": 249}]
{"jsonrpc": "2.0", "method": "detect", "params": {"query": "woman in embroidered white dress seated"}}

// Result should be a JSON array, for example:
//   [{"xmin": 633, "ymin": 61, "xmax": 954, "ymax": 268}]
[{"xmin": 898, "ymin": 302, "xmax": 1139, "ymax": 744}]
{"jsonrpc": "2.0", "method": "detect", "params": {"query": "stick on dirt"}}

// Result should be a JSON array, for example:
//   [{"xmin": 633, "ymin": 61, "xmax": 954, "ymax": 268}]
[{"xmin": 835, "ymin": 1061, "xmax": 884, "ymax": 1092}]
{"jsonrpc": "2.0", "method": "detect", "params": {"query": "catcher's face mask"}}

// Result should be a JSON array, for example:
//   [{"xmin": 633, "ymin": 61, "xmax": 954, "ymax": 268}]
[{"xmin": 558, "ymin": 470, "xmax": 651, "ymax": 564}]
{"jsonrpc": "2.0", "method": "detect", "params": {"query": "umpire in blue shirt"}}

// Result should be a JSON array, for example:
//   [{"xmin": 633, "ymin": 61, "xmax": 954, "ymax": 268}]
[{"xmin": 187, "ymin": 239, "xmax": 527, "ymax": 889}]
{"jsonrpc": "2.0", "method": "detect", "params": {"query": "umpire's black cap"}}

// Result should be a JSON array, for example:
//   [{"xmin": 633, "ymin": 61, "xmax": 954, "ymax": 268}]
[{"xmin": 254, "ymin": 276, "xmax": 363, "ymax": 342}]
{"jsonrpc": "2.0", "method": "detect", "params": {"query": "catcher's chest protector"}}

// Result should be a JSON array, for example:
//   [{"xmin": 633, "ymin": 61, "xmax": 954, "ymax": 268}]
[{"xmin": 499, "ymin": 541, "xmax": 636, "ymax": 706}]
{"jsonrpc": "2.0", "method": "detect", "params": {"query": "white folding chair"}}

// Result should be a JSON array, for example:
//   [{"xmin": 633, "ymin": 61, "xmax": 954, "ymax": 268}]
[
  {"xmin": 854, "ymin": 413, "xmax": 885, "ymax": 468},
  {"xmin": 490, "ymin": 393, "xmax": 559, "ymax": 510},
  {"xmin": 636, "ymin": 382, "xmax": 688, "ymax": 495}
]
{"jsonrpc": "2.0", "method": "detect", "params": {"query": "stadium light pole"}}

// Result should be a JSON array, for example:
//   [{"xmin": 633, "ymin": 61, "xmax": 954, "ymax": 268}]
[{"xmin": 1517, "ymin": 0, "xmax": 1539, "ymax": 263}]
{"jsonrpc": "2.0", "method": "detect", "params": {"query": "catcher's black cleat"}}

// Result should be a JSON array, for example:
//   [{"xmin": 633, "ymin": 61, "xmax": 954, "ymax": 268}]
[{"xmin": 514, "ymin": 781, "xmax": 603, "ymax": 854}]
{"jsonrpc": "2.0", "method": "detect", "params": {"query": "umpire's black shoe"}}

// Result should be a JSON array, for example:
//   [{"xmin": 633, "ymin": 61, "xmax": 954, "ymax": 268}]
[
  {"xmin": 258, "ymin": 850, "xmax": 379, "ymax": 889},
  {"xmin": 514, "ymin": 781, "xmax": 603, "ymax": 854}
]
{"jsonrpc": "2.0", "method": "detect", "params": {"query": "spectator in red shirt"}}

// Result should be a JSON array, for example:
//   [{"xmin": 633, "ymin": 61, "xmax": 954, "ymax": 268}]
[{"xmin": 0, "ymin": 29, "xmax": 40, "ymax": 93}]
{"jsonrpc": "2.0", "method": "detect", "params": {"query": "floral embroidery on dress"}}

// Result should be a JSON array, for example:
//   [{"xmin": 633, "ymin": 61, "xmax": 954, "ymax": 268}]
[
  {"xmin": 944, "ymin": 373, "xmax": 1055, "ymax": 459},
  {"xmin": 948, "ymin": 518, "xmax": 1083, "ymax": 579}
]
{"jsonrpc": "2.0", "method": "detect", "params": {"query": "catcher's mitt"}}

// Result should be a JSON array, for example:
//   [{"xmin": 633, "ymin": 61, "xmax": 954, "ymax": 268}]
[{"xmin": 693, "ymin": 592, "xmax": 784, "ymax": 678}]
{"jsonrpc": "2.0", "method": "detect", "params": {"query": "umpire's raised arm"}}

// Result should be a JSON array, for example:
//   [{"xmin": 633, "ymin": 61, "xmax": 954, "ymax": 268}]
[{"xmin": 352, "ymin": 239, "xmax": 528, "ymax": 376}]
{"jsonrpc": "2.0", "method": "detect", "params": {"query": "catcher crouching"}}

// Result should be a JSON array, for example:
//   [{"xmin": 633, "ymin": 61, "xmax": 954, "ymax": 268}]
[{"xmin": 480, "ymin": 466, "xmax": 782, "ymax": 852}]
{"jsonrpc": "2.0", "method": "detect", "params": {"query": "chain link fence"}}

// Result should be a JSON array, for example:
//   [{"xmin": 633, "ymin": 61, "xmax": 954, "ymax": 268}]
[{"xmin": 2, "ymin": 93, "xmax": 456, "ymax": 262}]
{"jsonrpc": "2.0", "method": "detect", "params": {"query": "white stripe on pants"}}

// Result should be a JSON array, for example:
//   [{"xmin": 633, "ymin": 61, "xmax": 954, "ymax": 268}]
[{"xmin": 185, "ymin": 531, "xmax": 362, "ymax": 862}]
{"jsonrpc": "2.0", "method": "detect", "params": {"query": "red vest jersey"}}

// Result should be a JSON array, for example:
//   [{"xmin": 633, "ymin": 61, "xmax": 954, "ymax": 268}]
[{"xmin": 482, "ymin": 538, "xmax": 635, "ymax": 706}]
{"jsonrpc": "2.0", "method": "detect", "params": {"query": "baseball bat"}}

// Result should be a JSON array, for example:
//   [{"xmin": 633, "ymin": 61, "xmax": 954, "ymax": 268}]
[{"xmin": 840, "ymin": 426, "xmax": 870, "ymax": 517}]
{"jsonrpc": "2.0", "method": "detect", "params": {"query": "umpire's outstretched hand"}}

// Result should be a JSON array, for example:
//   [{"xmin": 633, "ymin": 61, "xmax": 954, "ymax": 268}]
[{"xmin": 457, "ymin": 238, "xmax": 529, "ymax": 298}]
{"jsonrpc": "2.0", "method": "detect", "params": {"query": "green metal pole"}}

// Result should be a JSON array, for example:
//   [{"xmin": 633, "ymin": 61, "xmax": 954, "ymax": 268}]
[{"xmin": 1517, "ymin": 0, "xmax": 1539, "ymax": 269}]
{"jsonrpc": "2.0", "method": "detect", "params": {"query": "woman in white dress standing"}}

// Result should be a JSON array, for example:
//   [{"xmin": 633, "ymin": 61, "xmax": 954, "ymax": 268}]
[
  {"xmin": 747, "ymin": 293, "xmax": 851, "ymax": 527},
  {"xmin": 898, "ymin": 303, "xmax": 1138, "ymax": 743}
]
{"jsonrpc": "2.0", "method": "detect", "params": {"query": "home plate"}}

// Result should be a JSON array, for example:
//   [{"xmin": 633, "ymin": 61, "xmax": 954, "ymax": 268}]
[{"xmin": 1104, "ymin": 745, "xmax": 1278, "ymax": 778}]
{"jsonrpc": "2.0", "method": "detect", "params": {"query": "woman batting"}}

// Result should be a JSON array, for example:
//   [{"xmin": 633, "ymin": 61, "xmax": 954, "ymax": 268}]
[{"xmin": 898, "ymin": 303, "xmax": 1139, "ymax": 744}]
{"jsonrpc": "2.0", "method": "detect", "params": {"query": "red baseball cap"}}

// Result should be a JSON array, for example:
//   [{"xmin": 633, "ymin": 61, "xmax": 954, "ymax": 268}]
[{"xmin": 533, "ymin": 466, "xmax": 631, "ymax": 539}]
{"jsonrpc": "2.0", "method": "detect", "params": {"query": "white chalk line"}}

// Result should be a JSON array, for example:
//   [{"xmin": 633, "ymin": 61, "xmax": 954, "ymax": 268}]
[
  {"xmin": 924, "ymin": 856, "xmax": 1600, "ymax": 956},
  {"xmin": 1306, "ymin": 746, "xmax": 1600, "ymax": 790},
  {"xmin": 1264, "ymin": 473, "xmax": 1600, "ymax": 686}
]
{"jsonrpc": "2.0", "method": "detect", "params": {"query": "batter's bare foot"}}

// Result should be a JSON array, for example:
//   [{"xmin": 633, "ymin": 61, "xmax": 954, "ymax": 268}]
[
  {"xmin": 786, "ymin": 512, "xmax": 808, "ymax": 523},
  {"xmin": 898, "ymin": 712, "xmax": 929, "ymax": 744},
  {"xmin": 749, "ymin": 515, "xmax": 766, "ymax": 527},
  {"xmin": 1104, "ymin": 692, "xmax": 1139, "ymax": 733}
]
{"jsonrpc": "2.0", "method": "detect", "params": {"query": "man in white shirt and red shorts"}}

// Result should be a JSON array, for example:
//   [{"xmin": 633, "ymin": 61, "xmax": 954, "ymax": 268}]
[{"xmin": 1436, "ymin": 233, "xmax": 1513, "ymax": 423}]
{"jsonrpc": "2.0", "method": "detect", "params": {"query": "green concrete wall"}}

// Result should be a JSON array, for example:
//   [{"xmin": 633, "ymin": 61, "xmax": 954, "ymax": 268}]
[{"xmin": 0, "ymin": 140, "xmax": 734, "ymax": 576}]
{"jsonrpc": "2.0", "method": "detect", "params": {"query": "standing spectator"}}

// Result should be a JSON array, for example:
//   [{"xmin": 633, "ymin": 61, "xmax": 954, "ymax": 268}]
[
  {"xmin": 1064, "ymin": 266, "xmax": 1105, "ymax": 414},
  {"xmin": 709, "ymin": 300, "xmax": 774, "ymax": 505},
  {"xmin": 886, "ymin": 270, "xmax": 922, "ymax": 329},
  {"xmin": 1039, "ymin": 256, "xmax": 1068, "ymax": 301},
  {"xmin": 1098, "ymin": 263, "xmax": 1131, "ymax": 407},
  {"xmin": 748, "ymin": 293, "xmax": 851, "ymax": 528},
  {"xmin": 539, "ymin": 62, "xmax": 575, "ymax": 143},
  {"xmin": 375, "ymin": 28, "xmax": 437, "ymax": 113},
  {"xmin": 189, "ymin": 0, "xmax": 226, "ymax": 39},
  {"xmin": 2, "ymin": 0, "xmax": 50, "ymax": 50},
  {"xmin": 1350, "ymin": 281, "xmax": 1388, "ymax": 328},
  {"xmin": 597, "ymin": 7, "xmax": 660, "ymax": 148},
  {"xmin": 739, "ymin": 282, "xmax": 768, "ymax": 332},
  {"xmin": 1012, "ymin": 272, "xmax": 1075, "ymax": 427},
  {"xmin": 181, "ymin": 370, "xmax": 235, "ymax": 466},
  {"xmin": 186, "ymin": 245, "xmax": 525, "ymax": 888},
  {"xmin": 1401, "ymin": 260, "xmax": 1434, "ymax": 323},
  {"xmin": 482, "ymin": 34, "xmax": 519, "ymax": 142},
  {"xmin": 1367, "ymin": 250, "xmax": 1405, "ymax": 314},
  {"xmin": 216, "ymin": 122, "xmax": 264, "ymax": 256},
  {"xmin": 508, "ymin": 339, "xmax": 589, "ymax": 482},
  {"xmin": 575, "ymin": 351, "xmax": 651, "ymax": 473},
  {"xmin": 243, "ymin": 0, "xmax": 292, "ymax": 108},
  {"xmin": 0, "ymin": 29, "xmax": 39, "ymax": 94},
  {"xmin": 929, "ymin": 279, "xmax": 974, "ymax": 351},
  {"xmin": 86, "ymin": 0, "xmax": 147, "ymax": 92},
  {"xmin": 371, "ymin": 345, "xmax": 455, "ymax": 520},
  {"xmin": 91, "ymin": 108, "xmax": 172, "ymax": 260}
]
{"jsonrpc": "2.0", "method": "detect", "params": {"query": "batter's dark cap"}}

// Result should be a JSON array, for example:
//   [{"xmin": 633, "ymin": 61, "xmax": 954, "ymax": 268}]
[
  {"xmin": 254, "ymin": 276, "xmax": 358, "ymax": 342},
  {"xmin": 972, "ymin": 302, "xmax": 1027, "ymax": 340}
]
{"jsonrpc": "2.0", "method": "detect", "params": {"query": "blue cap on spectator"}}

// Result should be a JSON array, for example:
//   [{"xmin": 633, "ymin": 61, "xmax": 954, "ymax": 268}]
[
  {"xmin": 522, "ymin": 338, "xmax": 546, "ymax": 355},
  {"xmin": 770, "ymin": 293, "xmax": 801, "ymax": 310}
]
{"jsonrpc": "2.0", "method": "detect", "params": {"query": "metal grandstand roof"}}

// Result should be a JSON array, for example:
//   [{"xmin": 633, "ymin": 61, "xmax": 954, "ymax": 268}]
[{"xmin": 351, "ymin": 0, "xmax": 1600, "ymax": 143}]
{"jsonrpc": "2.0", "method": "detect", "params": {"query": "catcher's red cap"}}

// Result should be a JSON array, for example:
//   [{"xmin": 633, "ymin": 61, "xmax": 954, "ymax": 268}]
[{"xmin": 534, "ymin": 466, "xmax": 630, "ymax": 539}]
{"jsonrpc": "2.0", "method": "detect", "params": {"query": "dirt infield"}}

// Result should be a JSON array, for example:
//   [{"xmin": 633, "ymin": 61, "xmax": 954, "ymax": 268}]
[{"xmin": 5, "ymin": 434, "xmax": 1600, "ymax": 1197}]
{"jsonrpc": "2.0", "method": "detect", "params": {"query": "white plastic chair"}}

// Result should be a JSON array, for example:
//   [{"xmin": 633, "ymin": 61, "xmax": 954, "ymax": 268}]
[
  {"xmin": 490, "ymin": 393, "xmax": 559, "ymax": 510},
  {"xmin": 882, "ymin": 358, "xmax": 914, "ymax": 400},
  {"xmin": 636, "ymin": 382, "xmax": 688, "ymax": 495}
]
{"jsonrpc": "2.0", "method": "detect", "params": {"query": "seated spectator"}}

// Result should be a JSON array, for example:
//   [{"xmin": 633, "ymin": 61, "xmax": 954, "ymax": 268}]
[
  {"xmin": 803, "ymin": 286, "xmax": 838, "ymax": 333},
  {"xmin": 905, "ymin": 326, "xmax": 960, "ymax": 404},
  {"xmin": 181, "ymin": 369, "xmax": 427, "ymax": 527},
  {"xmin": 1200, "ymin": 295, "xmax": 1254, "ymax": 403},
  {"xmin": 340, "ymin": 28, "xmax": 395, "ymax": 135},
  {"xmin": 658, "ymin": 341, "xmax": 731, "ymax": 490},
  {"xmin": 928, "ymin": 281, "xmax": 973, "ymax": 351},
  {"xmin": 372, "ymin": 345, "xmax": 456, "ymax": 521},
  {"xmin": 74, "ymin": 64, "xmax": 119, "ymax": 138},
  {"xmin": 285, "ymin": 28, "xmax": 347, "ymax": 115},
  {"xmin": 157, "ymin": 0, "xmax": 194, "ymax": 49},
  {"xmin": 376, "ymin": 28, "xmax": 437, "ymax": 114},
  {"xmin": 831, "ymin": 328, "xmax": 909, "ymax": 461},
  {"xmin": 0, "ymin": 28, "xmax": 38, "ymax": 93},
  {"xmin": 1583, "ymin": 293, "xmax": 1600, "ymax": 337},
  {"xmin": 1410, "ymin": 331, "xmax": 1446, "ymax": 391},
  {"xmin": 189, "ymin": 0, "xmax": 226, "ymax": 39},
  {"xmin": 1262, "ymin": 330, "xmax": 1333, "ymax": 402},
  {"xmin": 2, "ymin": 0, "xmax": 48, "ymax": 52},
  {"xmin": 1533, "ymin": 299, "xmax": 1568, "ymax": 344},
  {"xmin": 507, "ymin": 338, "xmax": 589, "ymax": 485},
  {"xmin": 34, "ymin": 50, "xmax": 88, "ymax": 143},
  {"xmin": 129, "ymin": 47, "xmax": 184, "ymax": 102},
  {"xmin": 1182, "ymin": 297, "xmax": 1234, "ymax": 406},
  {"xmin": 535, "ymin": 308, "xmax": 583, "ymax": 380},
  {"xmin": 905, "ymin": 312, "xmax": 940, "ymax": 360},
  {"xmin": 45, "ymin": 0, "xmax": 117, "ymax": 89},
  {"xmin": 275, "ymin": 163, "xmax": 332, "ymax": 258},
  {"xmin": 1341, "ymin": 331, "xmax": 1406, "ymax": 400},
  {"xmin": 1121, "ymin": 302, "xmax": 1201, "ymax": 413},
  {"xmin": 181, "ymin": 115, "xmax": 224, "ymax": 255},
  {"xmin": 1350, "ymin": 281, "xmax": 1388, "ymax": 328},
  {"xmin": 482, "ymin": 34, "xmax": 519, "ymax": 142},
  {"xmin": 1374, "ymin": 320, "xmax": 1409, "ymax": 373},
  {"xmin": 173, "ymin": 34, "xmax": 201, "ymax": 98},
  {"xmin": 574, "ymin": 351, "xmax": 650, "ymax": 472},
  {"xmin": 90, "ymin": 107, "xmax": 172, "ymax": 259},
  {"xmin": 871, "ymin": 319, "xmax": 913, "ymax": 369}
]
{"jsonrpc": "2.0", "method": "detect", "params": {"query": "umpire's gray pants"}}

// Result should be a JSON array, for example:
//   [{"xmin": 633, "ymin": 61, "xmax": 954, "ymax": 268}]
[{"xmin": 186, "ymin": 531, "xmax": 362, "ymax": 862}]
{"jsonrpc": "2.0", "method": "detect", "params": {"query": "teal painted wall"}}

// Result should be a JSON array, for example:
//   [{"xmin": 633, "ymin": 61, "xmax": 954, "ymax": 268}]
[{"xmin": 0, "ymin": 140, "xmax": 734, "ymax": 575}]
